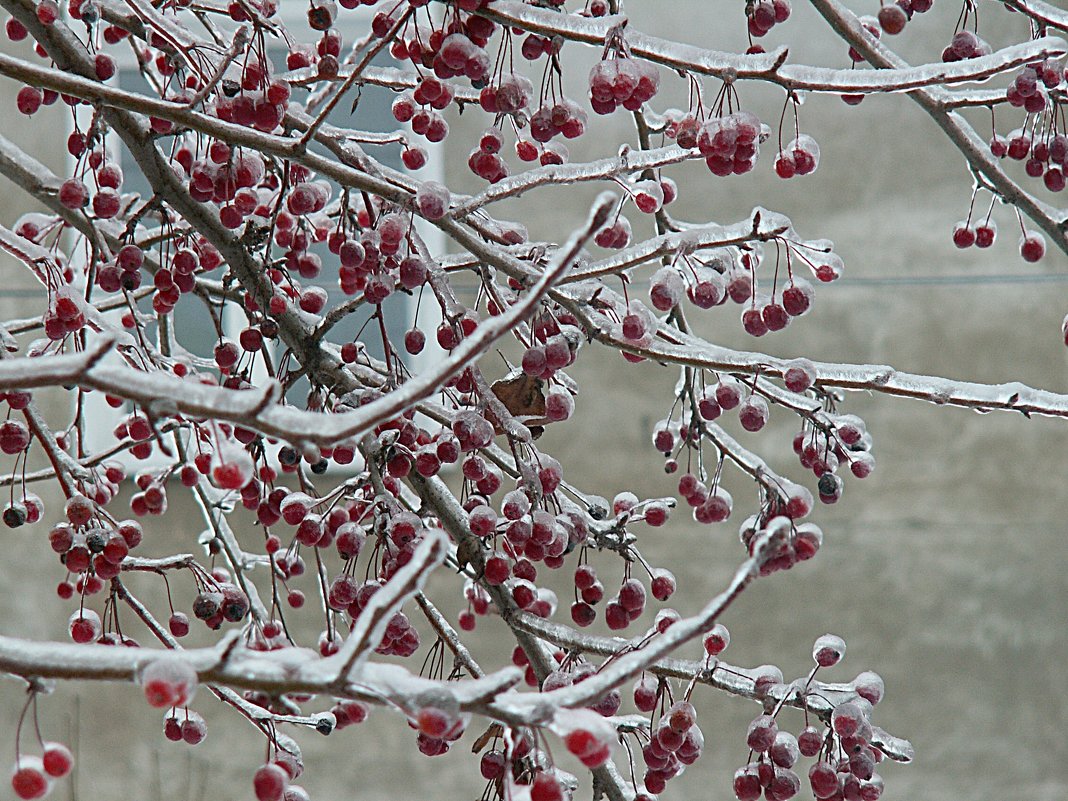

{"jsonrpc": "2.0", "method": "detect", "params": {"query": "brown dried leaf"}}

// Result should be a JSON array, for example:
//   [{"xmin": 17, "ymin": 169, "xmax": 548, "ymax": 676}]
[{"xmin": 490, "ymin": 372, "xmax": 547, "ymax": 419}]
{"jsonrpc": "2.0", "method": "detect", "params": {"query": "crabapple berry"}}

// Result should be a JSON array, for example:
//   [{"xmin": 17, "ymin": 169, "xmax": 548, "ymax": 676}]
[
  {"xmin": 11, "ymin": 758, "xmax": 50, "ymax": 800},
  {"xmin": 41, "ymin": 743, "xmax": 73, "ymax": 779},
  {"xmin": 1020, "ymin": 231, "xmax": 1046, "ymax": 262},
  {"xmin": 254, "ymin": 764, "xmax": 289, "ymax": 801},
  {"xmin": 703, "ymin": 623, "xmax": 730, "ymax": 656},
  {"xmin": 141, "ymin": 658, "xmax": 199, "ymax": 708},
  {"xmin": 812, "ymin": 633, "xmax": 846, "ymax": 667}
]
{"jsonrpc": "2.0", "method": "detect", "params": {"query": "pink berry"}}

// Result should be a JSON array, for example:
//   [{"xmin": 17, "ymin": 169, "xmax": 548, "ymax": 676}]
[
  {"xmin": 878, "ymin": 4, "xmax": 907, "ymax": 34},
  {"xmin": 58, "ymin": 178, "xmax": 89, "ymax": 209},
  {"xmin": 0, "ymin": 420, "xmax": 30, "ymax": 454},
  {"xmin": 416, "ymin": 181, "xmax": 450, "ymax": 220},
  {"xmin": 738, "ymin": 395, "xmax": 770, "ymax": 432},
  {"xmin": 747, "ymin": 714, "xmax": 778, "ymax": 752}
]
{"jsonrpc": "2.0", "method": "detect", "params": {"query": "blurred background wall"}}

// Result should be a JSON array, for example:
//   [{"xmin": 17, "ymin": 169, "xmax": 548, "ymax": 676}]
[{"xmin": 0, "ymin": 2, "xmax": 1066, "ymax": 800}]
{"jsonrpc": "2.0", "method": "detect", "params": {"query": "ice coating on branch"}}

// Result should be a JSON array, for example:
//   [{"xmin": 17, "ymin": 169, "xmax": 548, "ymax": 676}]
[{"xmin": 4, "ymin": 0, "xmax": 1061, "ymax": 795}]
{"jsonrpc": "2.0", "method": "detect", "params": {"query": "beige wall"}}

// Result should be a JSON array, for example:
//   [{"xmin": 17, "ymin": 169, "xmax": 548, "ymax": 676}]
[{"xmin": 1, "ymin": 3, "xmax": 1066, "ymax": 800}]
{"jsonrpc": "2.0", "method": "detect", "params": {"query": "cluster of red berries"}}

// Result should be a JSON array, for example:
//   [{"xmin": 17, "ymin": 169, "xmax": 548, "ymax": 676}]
[
  {"xmin": 971, "ymin": 58, "xmax": 1068, "ymax": 261},
  {"xmin": 474, "ymin": 726, "xmax": 574, "ymax": 801},
  {"xmin": 747, "ymin": 0, "xmax": 792, "ymax": 38},
  {"xmin": 468, "ymin": 128, "xmax": 509, "ymax": 183},
  {"xmin": 871, "ymin": 0, "xmax": 934, "ymax": 37},
  {"xmin": 750, "ymin": 273, "xmax": 830, "ymax": 338},
  {"xmin": 734, "ymin": 638, "xmax": 888, "ymax": 801},
  {"xmin": 163, "ymin": 709, "xmax": 208, "ymax": 746},
  {"xmin": 56, "ymin": 168, "xmax": 119, "ymax": 220},
  {"xmin": 656, "ymin": 244, "xmax": 825, "ymax": 341},
  {"xmin": 738, "ymin": 513, "xmax": 824, "ymax": 576},
  {"xmin": 48, "ymin": 495, "xmax": 143, "ymax": 604},
  {"xmin": 1005, "ymin": 60, "xmax": 1060, "ymax": 112},
  {"xmin": 41, "ymin": 284, "xmax": 85, "ymax": 337},
  {"xmin": 788, "ymin": 411, "xmax": 875, "ymax": 506},
  {"xmin": 190, "ymin": 576, "xmax": 252, "ymax": 630},
  {"xmin": 518, "ymin": 312, "xmax": 581, "ymax": 380},
  {"xmin": 387, "ymin": 7, "xmax": 495, "ymax": 78},
  {"xmin": 696, "ymin": 112, "xmax": 766, "ymax": 176},
  {"xmin": 479, "ymin": 71, "xmax": 535, "ymax": 116},
  {"xmin": 1, "ymin": 488, "xmax": 42, "ymax": 530},
  {"xmin": 634, "ymin": 689, "xmax": 706, "ymax": 794},
  {"xmin": 334, "ymin": 210, "xmax": 428, "ymax": 302},
  {"xmin": 391, "ymin": 78, "xmax": 450, "ymax": 144},
  {"xmin": 588, "ymin": 56, "xmax": 661, "ymax": 115},
  {"xmin": 951, "ymin": 218, "xmax": 998, "ymax": 250},
  {"xmin": 531, "ymin": 99, "xmax": 588, "ymax": 142},
  {"xmin": 411, "ymin": 695, "xmax": 469, "ymax": 756},
  {"xmin": 252, "ymin": 751, "xmax": 310, "ymax": 801},
  {"xmin": 996, "ymin": 126, "xmax": 1066, "ymax": 192}
]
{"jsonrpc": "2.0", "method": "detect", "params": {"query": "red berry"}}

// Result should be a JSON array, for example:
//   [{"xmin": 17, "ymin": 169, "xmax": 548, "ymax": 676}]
[
  {"xmin": 703, "ymin": 623, "xmax": 730, "ymax": 655},
  {"xmin": 878, "ymin": 4, "xmax": 907, "ymax": 34},
  {"xmin": 0, "ymin": 420, "xmax": 30, "ymax": 454},
  {"xmin": 58, "ymin": 178, "xmax": 88, "ymax": 209},
  {"xmin": 812, "ymin": 633, "xmax": 847, "ymax": 667},
  {"xmin": 530, "ymin": 772, "xmax": 563, "ymax": 801},
  {"xmin": 141, "ymin": 658, "xmax": 198, "ymax": 708},
  {"xmin": 1020, "ymin": 231, "xmax": 1046, "ymax": 262},
  {"xmin": 254, "ymin": 764, "xmax": 289, "ymax": 801},
  {"xmin": 11, "ymin": 758, "xmax": 49, "ymax": 800},
  {"xmin": 975, "ymin": 223, "xmax": 996, "ymax": 248},
  {"xmin": 41, "ymin": 743, "xmax": 73, "ymax": 778},
  {"xmin": 951, "ymin": 223, "xmax": 976, "ymax": 248},
  {"xmin": 16, "ymin": 86, "xmax": 43, "ymax": 115}
]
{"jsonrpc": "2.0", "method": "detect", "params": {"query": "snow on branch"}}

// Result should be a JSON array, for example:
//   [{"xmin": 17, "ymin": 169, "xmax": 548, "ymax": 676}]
[
  {"xmin": 0, "ymin": 632, "xmax": 526, "ymax": 717},
  {"xmin": 480, "ymin": 0, "xmax": 1065, "ymax": 93}
]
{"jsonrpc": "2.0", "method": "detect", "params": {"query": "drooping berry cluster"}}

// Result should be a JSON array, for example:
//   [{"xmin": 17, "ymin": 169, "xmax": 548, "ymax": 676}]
[
  {"xmin": 588, "ymin": 56, "xmax": 661, "ymax": 115},
  {"xmin": 746, "ymin": 0, "xmax": 792, "ymax": 38},
  {"xmin": 732, "ymin": 635, "xmax": 890, "ymax": 801},
  {"xmin": 696, "ymin": 111, "xmax": 766, "ymax": 176}
]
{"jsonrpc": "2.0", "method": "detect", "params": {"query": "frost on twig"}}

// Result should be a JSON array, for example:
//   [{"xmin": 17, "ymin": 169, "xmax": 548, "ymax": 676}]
[{"xmin": 0, "ymin": 0, "xmax": 1063, "ymax": 798}]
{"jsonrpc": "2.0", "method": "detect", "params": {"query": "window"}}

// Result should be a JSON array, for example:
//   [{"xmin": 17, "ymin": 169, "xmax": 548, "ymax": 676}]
[{"xmin": 82, "ymin": 6, "xmax": 445, "ymax": 468}]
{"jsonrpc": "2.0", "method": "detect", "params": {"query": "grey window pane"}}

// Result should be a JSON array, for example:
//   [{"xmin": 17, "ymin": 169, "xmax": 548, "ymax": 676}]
[{"xmin": 117, "ymin": 49, "xmax": 417, "ymax": 387}]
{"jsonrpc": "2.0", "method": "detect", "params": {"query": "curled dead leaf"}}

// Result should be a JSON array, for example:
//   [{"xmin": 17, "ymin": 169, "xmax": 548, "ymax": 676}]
[{"xmin": 490, "ymin": 371, "xmax": 549, "ymax": 438}]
